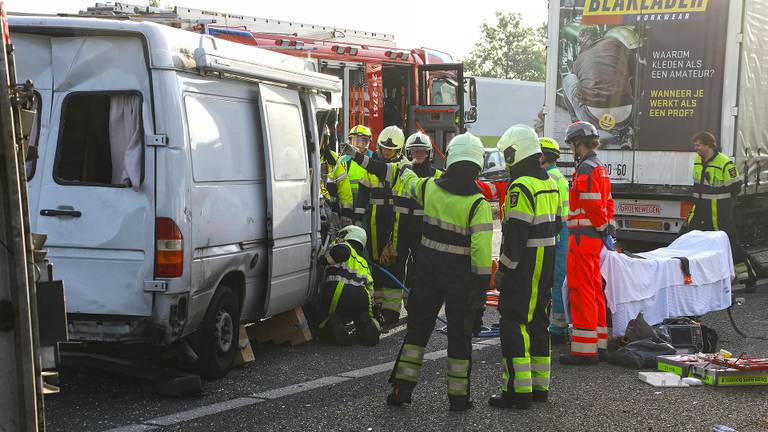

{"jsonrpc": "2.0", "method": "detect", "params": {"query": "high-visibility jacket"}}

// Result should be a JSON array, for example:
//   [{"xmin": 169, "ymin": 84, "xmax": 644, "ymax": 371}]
[
  {"xmin": 341, "ymin": 150, "xmax": 374, "ymax": 206},
  {"xmin": 391, "ymin": 166, "xmax": 442, "ymax": 251},
  {"xmin": 688, "ymin": 152, "xmax": 742, "ymax": 231},
  {"xmin": 324, "ymin": 151, "xmax": 353, "ymax": 221},
  {"xmin": 353, "ymin": 159, "xmax": 400, "ymax": 261},
  {"xmin": 318, "ymin": 240, "xmax": 374, "ymax": 327},
  {"xmin": 567, "ymin": 152, "xmax": 615, "ymax": 237},
  {"xmin": 497, "ymin": 167, "xmax": 561, "ymax": 397},
  {"xmin": 547, "ymin": 165, "xmax": 570, "ymax": 333}
]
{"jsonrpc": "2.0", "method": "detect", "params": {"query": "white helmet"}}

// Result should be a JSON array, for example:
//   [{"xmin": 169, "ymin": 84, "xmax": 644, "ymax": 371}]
[
  {"xmin": 405, "ymin": 132, "xmax": 432, "ymax": 159},
  {"xmin": 338, "ymin": 225, "xmax": 367, "ymax": 247}
]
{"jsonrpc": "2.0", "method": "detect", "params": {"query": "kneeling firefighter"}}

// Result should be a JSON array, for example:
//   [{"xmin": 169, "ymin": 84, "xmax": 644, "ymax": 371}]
[
  {"xmin": 353, "ymin": 126, "xmax": 406, "ymax": 325},
  {"xmin": 317, "ymin": 225, "xmax": 381, "ymax": 346},
  {"xmin": 346, "ymin": 133, "xmax": 493, "ymax": 411},
  {"xmin": 489, "ymin": 125, "xmax": 561, "ymax": 410}
]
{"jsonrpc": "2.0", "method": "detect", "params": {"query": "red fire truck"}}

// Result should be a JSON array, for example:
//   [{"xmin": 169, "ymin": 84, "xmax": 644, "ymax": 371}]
[{"xmin": 76, "ymin": 3, "xmax": 478, "ymax": 165}]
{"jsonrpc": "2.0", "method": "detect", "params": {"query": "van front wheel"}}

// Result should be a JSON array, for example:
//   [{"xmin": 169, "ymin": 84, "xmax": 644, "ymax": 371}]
[{"xmin": 193, "ymin": 285, "xmax": 241, "ymax": 379}]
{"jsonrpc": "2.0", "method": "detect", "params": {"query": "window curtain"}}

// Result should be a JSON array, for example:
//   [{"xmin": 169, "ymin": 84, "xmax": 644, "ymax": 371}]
[{"xmin": 109, "ymin": 95, "xmax": 142, "ymax": 190}]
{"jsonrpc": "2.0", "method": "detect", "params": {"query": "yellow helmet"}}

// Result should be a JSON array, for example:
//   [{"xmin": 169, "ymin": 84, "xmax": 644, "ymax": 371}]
[
  {"xmin": 497, "ymin": 124, "xmax": 541, "ymax": 167},
  {"xmin": 348, "ymin": 125, "xmax": 372, "ymax": 139},
  {"xmin": 539, "ymin": 137, "xmax": 561, "ymax": 159}
]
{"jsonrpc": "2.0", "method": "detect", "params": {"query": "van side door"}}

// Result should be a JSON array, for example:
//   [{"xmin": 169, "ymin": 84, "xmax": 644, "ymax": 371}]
[{"xmin": 258, "ymin": 84, "xmax": 313, "ymax": 316}]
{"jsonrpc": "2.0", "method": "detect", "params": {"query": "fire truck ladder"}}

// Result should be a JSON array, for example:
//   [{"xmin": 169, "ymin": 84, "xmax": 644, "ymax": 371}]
[{"xmin": 74, "ymin": 3, "xmax": 396, "ymax": 46}]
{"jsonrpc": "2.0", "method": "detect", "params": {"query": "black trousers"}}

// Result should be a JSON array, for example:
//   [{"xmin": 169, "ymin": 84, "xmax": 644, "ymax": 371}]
[
  {"xmin": 319, "ymin": 281, "xmax": 379, "ymax": 346},
  {"xmin": 389, "ymin": 250, "xmax": 480, "ymax": 402}
]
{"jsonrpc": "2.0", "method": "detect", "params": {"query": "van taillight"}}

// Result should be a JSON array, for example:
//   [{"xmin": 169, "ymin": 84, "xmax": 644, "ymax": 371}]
[{"xmin": 155, "ymin": 217, "xmax": 183, "ymax": 278}]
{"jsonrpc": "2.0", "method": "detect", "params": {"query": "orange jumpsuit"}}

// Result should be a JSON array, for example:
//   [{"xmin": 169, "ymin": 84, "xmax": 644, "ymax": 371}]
[{"xmin": 565, "ymin": 152, "xmax": 614, "ymax": 358}]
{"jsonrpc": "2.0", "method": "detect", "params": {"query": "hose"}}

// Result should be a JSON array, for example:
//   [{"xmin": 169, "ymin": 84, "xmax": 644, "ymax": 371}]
[
  {"xmin": 727, "ymin": 306, "xmax": 768, "ymax": 341},
  {"xmin": 367, "ymin": 260, "xmax": 500, "ymax": 338}
]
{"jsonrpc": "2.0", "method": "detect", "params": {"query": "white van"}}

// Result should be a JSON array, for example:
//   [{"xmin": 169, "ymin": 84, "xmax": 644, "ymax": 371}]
[{"xmin": 12, "ymin": 16, "xmax": 340, "ymax": 378}]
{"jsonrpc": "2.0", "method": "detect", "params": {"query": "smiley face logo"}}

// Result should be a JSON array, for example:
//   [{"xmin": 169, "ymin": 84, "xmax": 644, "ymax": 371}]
[{"xmin": 599, "ymin": 113, "xmax": 616, "ymax": 130}]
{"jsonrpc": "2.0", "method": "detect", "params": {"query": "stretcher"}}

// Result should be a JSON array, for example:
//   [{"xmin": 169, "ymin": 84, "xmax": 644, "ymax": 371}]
[{"xmin": 565, "ymin": 230, "xmax": 734, "ymax": 337}]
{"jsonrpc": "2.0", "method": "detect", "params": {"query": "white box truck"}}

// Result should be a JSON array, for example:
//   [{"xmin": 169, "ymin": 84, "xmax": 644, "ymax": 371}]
[
  {"xmin": 12, "ymin": 15, "xmax": 341, "ymax": 377},
  {"xmin": 543, "ymin": 0, "xmax": 768, "ymax": 272},
  {"xmin": 466, "ymin": 77, "xmax": 545, "ymax": 148}
]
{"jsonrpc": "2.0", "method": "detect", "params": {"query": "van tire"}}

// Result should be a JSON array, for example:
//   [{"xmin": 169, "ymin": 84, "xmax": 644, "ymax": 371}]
[{"xmin": 192, "ymin": 285, "xmax": 241, "ymax": 379}]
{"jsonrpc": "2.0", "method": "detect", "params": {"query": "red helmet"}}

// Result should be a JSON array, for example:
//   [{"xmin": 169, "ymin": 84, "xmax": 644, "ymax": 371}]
[{"xmin": 565, "ymin": 121, "xmax": 599, "ymax": 144}]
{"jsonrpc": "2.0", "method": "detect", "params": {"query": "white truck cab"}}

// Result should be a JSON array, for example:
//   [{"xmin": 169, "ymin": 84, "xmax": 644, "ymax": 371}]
[{"xmin": 12, "ymin": 16, "xmax": 340, "ymax": 377}]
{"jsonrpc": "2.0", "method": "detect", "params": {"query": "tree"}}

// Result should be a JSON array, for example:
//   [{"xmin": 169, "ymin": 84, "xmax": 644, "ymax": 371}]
[{"xmin": 464, "ymin": 12, "xmax": 547, "ymax": 82}]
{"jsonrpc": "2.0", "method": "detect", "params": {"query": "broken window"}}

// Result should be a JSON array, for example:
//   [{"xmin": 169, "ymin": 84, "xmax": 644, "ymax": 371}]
[{"xmin": 54, "ymin": 93, "xmax": 144, "ymax": 189}]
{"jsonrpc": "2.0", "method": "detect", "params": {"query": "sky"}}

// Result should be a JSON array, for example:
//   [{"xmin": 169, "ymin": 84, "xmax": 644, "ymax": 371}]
[{"xmin": 9, "ymin": 0, "xmax": 548, "ymax": 60}]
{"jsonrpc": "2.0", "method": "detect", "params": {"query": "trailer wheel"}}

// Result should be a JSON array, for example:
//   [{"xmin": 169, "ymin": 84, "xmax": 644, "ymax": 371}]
[{"xmin": 193, "ymin": 285, "xmax": 241, "ymax": 379}]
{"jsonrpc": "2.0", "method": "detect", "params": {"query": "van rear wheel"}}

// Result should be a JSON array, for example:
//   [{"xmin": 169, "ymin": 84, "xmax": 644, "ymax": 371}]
[{"xmin": 193, "ymin": 285, "xmax": 241, "ymax": 379}]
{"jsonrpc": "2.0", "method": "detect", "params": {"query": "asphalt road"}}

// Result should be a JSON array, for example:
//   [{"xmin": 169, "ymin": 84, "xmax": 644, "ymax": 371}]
[{"xmin": 45, "ymin": 281, "xmax": 768, "ymax": 432}]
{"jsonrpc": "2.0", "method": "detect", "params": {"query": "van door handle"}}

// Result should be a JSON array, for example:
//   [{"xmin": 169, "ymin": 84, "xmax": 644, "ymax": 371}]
[
  {"xmin": 40, "ymin": 209, "xmax": 82, "ymax": 218},
  {"xmin": 302, "ymin": 201, "xmax": 313, "ymax": 211}
]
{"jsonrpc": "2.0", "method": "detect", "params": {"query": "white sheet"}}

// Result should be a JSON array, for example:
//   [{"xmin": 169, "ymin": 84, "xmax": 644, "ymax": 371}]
[{"xmin": 563, "ymin": 230, "xmax": 734, "ymax": 337}]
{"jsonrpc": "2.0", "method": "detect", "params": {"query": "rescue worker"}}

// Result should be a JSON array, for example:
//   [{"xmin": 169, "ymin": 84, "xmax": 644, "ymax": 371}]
[
  {"xmin": 340, "ymin": 125, "xmax": 374, "ymax": 206},
  {"xmin": 539, "ymin": 137, "xmax": 570, "ymax": 344},
  {"xmin": 489, "ymin": 126, "xmax": 561, "ymax": 410},
  {"xmin": 320, "ymin": 126, "xmax": 353, "ymax": 227},
  {"xmin": 683, "ymin": 131, "xmax": 757, "ymax": 292},
  {"xmin": 394, "ymin": 132, "xmax": 443, "ymax": 296},
  {"xmin": 317, "ymin": 225, "xmax": 381, "ymax": 346},
  {"xmin": 346, "ymin": 133, "xmax": 493, "ymax": 411},
  {"xmin": 353, "ymin": 126, "xmax": 406, "ymax": 325},
  {"xmin": 560, "ymin": 121, "xmax": 615, "ymax": 365}
]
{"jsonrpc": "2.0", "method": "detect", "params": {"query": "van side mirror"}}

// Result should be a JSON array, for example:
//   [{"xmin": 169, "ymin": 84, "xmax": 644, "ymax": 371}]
[{"xmin": 463, "ymin": 77, "xmax": 477, "ymax": 124}]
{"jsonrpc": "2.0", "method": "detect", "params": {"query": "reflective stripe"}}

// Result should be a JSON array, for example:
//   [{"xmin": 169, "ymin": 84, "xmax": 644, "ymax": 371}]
[
  {"xmin": 499, "ymin": 253, "xmax": 518, "ymax": 270},
  {"xmin": 504, "ymin": 209, "xmax": 534, "ymax": 224},
  {"xmin": 695, "ymin": 192, "xmax": 732, "ymax": 200},
  {"xmin": 597, "ymin": 339, "xmax": 608, "ymax": 349},
  {"xmin": 572, "ymin": 329, "xmax": 598, "ymax": 339},
  {"xmin": 597, "ymin": 326, "xmax": 609, "ymax": 334},
  {"xmin": 349, "ymin": 179, "xmax": 361, "ymax": 185},
  {"xmin": 471, "ymin": 265, "xmax": 492, "ymax": 275},
  {"xmin": 579, "ymin": 192, "xmax": 602, "ymax": 200},
  {"xmin": 421, "ymin": 237, "xmax": 470, "ymax": 255},
  {"xmin": 447, "ymin": 358, "xmax": 470, "ymax": 376},
  {"xmin": 324, "ymin": 250, "xmax": 338, "ymax": 265},
  {"xmin": 412, "ymin": 209, "xmax": 424, "ymax": 216},
  {"xmin": 333, "ymin": 172, "xmax": 349, "ymax": 182},
  {"xmin": 354, "ymin": 208, "xmax": 366, "ymax": 214},
  {"xmin": 570, "ymin": 341, "xmax": 597, "ymax": 355},
  {"xmin": 526, "ymin": 237, "xmax": 556, "ymax": 247},
  {"xmin": 569, "ymin": 208, "xmax": 585, "ymax": 216},
  {"xmin": 423, "ymin": 215, "xmax": 470, "ymax": 235},
  {"xmin": 470, "ymin": 222, "xmax": 494, "ymax": 233},
  {"xmin": 326, "ymin": 275, "xmax": 367, "ymax": 286},
  {"xmin": 596, "ymin": 223, "xmax": 608, "ymax": 231},
  {"xmin": 447, "ymin": 377, "xmax": 469, "ymax": 396},
  {"xmin": 376, "ymin": 289, "xmax": 404, "ymax": 299},
  {"xmin": 567, "ymin": 219, "xmax": 593, "ymax": 227},
  {"xmin": 532, "ymin": 213, "xmax": 558, "ymax": 224},
  {"xmin": 532, "ymin": 377, "xmax": 550, "ymax": 387},
  {"xmin": 359, "ymin": 154, "xmax": 371, "ymax": 169},
  {"xmin": 369, "ymin": 198, "xmax": 386, "ymax": 205},
  {"xmin": 393, "ymin": 205, "xmax": 411, "ymax": 214}
]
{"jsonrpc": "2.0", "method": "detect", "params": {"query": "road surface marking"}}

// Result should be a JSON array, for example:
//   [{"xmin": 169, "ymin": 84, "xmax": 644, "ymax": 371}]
[{"xmin": 102, "ymin": 337, "xmax": 500, "ymax": 432}]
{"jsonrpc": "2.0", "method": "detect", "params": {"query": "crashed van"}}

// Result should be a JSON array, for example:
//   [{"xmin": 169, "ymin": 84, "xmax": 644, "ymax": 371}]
[{"xmin": 12, "ymin": 16, "xmax": 340, "ymax": 377}]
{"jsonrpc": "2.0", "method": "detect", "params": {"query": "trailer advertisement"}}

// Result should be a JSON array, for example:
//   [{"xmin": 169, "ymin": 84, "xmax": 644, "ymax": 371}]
[{"xmin": 554, "ymin": 0, "xmax": 729, "ymax": 152}]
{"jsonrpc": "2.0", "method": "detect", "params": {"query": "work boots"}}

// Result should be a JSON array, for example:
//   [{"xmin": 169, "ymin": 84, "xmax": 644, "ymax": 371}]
[
  {"xmin": 386, "ymin": 386, "xmax": 412, "ymax": 407},
  {"xmin": 381, "ymin": 309, "xmax": 400, "ymax": 326},
  {"xmin": 448, "ymin": 395, "xmax": 473, "ymax": 412},
  {"xmin": 488, "ymin": 392, "xmax": 532, "ymax": 410},
  {"xmin": 558, "ymin": 353, "xmax": 599, "ymax": 365},
  {"xmin": 532, "ymin": 390, "xmax": 548, "ymax": 403},
  {"xmin": 598, "ymin": 349, "xmax": 609, "ymax": 362}
]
